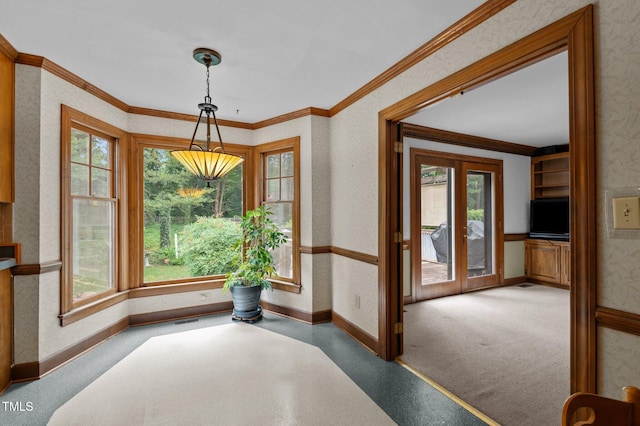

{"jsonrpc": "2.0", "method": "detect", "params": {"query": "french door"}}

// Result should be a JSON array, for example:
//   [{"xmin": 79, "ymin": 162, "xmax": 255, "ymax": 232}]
[{"xmin": 410, "ymin": 149, "xmax": 503, "ymax": 301}]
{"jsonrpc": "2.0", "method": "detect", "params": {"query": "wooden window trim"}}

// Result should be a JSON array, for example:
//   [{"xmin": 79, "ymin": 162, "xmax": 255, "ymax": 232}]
[
  {"xmin": 60, "ymin": 105, "xmax": 129, "ymax": 315},
  {"xmin": 252, "ymin": 137, "xmax": 301, "ymax": 292},
  {"xmin": 131, "ymin": 134, "xmax": 251, "ymax": 288}
]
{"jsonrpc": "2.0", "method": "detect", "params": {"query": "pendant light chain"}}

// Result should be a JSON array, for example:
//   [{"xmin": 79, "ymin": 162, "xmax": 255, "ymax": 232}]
[
  {"xmin": 170, "ymin": 47, "xmax": 244, "ymax": 185},
  {"xmin": 205, "ymin": 62, "xmax": 212, "ymax": 105}
]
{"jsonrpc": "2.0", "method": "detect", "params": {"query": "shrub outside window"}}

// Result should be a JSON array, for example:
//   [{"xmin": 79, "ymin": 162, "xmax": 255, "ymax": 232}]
[{"xmin": 142, "ymin": 146, "xmax": 244, "ymax": 285}]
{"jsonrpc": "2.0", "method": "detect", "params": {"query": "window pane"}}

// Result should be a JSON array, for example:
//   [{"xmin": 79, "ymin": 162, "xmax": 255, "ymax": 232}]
[
  {"xmin": 281, "ymin": 177, "xmax": 294, "ymax": 201},
  {"xmin": 71, "ymin": 163, "xmax": 89, "ymax": 196},
  {"xmin": 143, "ymin": 147, "xmax": 243, "ymax": 283},
  {"xmin": 266, "ymin": 203, "xmax": 292, "ymax": 279},
  {"xmin": 266, "ymin": 154, "xmax": 280, "ymax": 178},
  {"xmin": 281, "ymin": 152, "xmax": 294, "ymax": 177},
  {"xmin": 71, "ymin": 129, "xmax": 90, "ymax": 164},
  {"xmin": 266, "ymin": 179, "xmax": 280, "ymax": 202},
  {"xmin": 92, "ymin": 168, "xmax": 110, "ymax": 198},
  {"xmin": 92, "ymin": 136, "xmax": 110, "ymax": 168},
  {"xmin": 72, "ymin": 198, "xmax": 114, "ymax": 302}
]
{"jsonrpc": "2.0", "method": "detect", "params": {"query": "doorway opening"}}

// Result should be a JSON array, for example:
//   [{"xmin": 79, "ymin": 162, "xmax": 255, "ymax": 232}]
[
  {"xmin": 410, "ymin": 149, "xmax": 503, "ymax": 301},
  {"xmin": 377, "ymin": 6, "xmax": 596, "ymax": 396}
]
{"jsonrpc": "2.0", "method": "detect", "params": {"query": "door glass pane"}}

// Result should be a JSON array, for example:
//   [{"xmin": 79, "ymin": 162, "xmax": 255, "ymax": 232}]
[
  {"xmin": 72, "ymin": 198, "xmax": 114, "ymax": 302},
  {"xmin": 467, "ymin": 171, "xmax": 493, "ymax": 278},
  {"xmin": 266, "ymin": 203, "xmax": 292, "ymax": 279},
  {"xmin": 420, "ymin": 165, "xmax": 454, "ymax": 284}
]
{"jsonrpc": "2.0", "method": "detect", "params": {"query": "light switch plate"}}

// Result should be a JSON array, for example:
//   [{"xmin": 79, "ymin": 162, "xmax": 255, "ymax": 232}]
[
  {"xmin": 612, "ymin": 196, "xmax": 640, "ymax": 229},
  {"xmin": 606, "ymin": 188, "xmax": 640, "ymax": 238}
]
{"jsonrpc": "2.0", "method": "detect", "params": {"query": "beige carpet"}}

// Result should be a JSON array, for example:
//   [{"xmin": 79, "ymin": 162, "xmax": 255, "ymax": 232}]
[
  {"xmin": 48, "ymin": 323, "xmax": 395, "ymax": 426},
  {"xmin": 401, "ymin": 284, "xmax": 570, "ymax": 426}
]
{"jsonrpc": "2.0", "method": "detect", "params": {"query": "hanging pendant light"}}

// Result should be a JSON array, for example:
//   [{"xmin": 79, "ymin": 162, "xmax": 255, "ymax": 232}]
[{"xmin": 171, "ymin": 48, "xmax": 244, "ymax": 187}]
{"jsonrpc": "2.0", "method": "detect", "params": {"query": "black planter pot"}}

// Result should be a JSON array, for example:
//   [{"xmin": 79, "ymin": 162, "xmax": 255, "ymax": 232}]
[{"xmin": 230, "ymin": 284, "xmax": 262, "ymax": 319}]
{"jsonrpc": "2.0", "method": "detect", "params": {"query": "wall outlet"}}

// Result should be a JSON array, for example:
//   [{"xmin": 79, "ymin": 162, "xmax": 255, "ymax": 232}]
[{"xmin": 355, "ymin": 295, "xmax": 361, "ymax": 309}]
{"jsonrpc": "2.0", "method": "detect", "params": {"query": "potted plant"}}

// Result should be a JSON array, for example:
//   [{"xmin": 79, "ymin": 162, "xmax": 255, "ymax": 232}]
[{"xmin": 224, "ymin": 205, "xmax": 287, "ymax": 321}]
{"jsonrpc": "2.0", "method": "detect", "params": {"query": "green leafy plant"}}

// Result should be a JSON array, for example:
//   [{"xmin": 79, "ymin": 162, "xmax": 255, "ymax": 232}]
[
  {"xmin": 467, "ymin": 209, "xmax": 485, "ymax": 221},
  {"xmin": 181, "ymin": 217, "xmax": 242, "ymax": 276},
  {"xmin": 224, "ymin": 205, "xmax": 287, "ymax": 291}
]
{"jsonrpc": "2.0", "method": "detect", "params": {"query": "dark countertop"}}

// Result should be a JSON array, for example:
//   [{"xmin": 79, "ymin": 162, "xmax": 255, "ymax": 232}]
[{"xmin": 0, "ymin": 257, "xmax": 16, "ymax": 271}]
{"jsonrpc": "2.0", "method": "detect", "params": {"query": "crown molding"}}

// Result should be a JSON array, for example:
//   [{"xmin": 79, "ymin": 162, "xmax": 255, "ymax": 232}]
[
  {"xmin": 127, "ymin": 106, "xmax": 255, "ymax": 130},
  {"xmin": 6, "ymin": 0, "xmax": 514, "ymax": 129},
  {"xmin": 328, "ymin": 0, "xmax": 516, "ymax": 117},
  {"xmin": 402, "ymin": 123, "xmax": 538, "ymax": 156},
  {"xmin": 252, "ymin": 107, "xmax": 330, "ymax": 130},
  {"xmin": 16, "ymin": 53, "xmax": 130, "ymax": 111},
  {"xmin": 0, "ymin": 33, "xmax": 18, "ymax": 60}
]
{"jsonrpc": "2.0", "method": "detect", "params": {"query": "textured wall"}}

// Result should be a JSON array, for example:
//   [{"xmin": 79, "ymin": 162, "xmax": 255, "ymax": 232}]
[
  {"xmin": 13, "ymin": 65, "xmax": 41, "ymax": 266},
  {"xmin": 504, "ymin": 241, "xmax": 525, "ymax": 280},
  {"xmin": 254, "ymin": 115, "xmax": 332, "ymax": 314},
  {"xmin": 591, "ymin": 0, "xmax": 640, "ymax": 396},
  {"xmin": 127, "ymin": 114, "xmax": 254, "ymax": 146},
  {"xmin": 596, "ymin": 0, "xmax": 640, "ymax": 316},
  {"xmin": 328, "ymin": 0, "xmax": 640, "ymax": 396}
]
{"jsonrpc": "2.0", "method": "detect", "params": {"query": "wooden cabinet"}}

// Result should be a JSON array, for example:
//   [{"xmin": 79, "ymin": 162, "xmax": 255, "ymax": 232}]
[
  {"xmin": 525, "ymin": 239, "xmax": 570, "ymax": 288},
  {"xmin": 531, "ymin": 151, "xmax": 569, "ymax": 199},
  {"xmin": 560, "ymin": 243, "xmax": 571, "ymax": 286},
  {"xmin": 0, "ymin": 48, "xmax": 14, "ymax": 202},
  {"xmin": 0, "ymin": 268, "xmax": 11, "ymax": 394}
]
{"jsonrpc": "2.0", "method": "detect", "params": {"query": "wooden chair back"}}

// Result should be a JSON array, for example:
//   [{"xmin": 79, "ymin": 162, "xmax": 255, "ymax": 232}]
[{"xmin": 562, "ymin": 386, "xmax": 640, "ymax": 425}]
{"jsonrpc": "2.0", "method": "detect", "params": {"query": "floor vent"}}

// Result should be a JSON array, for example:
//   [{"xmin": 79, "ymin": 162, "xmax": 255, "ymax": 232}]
[
  {"xmin": 518, "ymin": 284, "xmax": 533, "ymax": 288},
  {"xmin": 175, "ymin": 318, "xmax": 199, "ymax": 325}
]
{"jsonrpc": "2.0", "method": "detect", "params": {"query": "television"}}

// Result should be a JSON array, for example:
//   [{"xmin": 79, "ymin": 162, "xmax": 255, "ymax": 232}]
[{"xmin": 529, "ymin": 197, "xmax": 570, "ymax": 241}]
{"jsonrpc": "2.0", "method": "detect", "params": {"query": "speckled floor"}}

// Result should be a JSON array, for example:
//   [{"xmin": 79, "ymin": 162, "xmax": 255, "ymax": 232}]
[{"xmin": 1, "ymin": 312, "xmax": 488, "ymax": 426}]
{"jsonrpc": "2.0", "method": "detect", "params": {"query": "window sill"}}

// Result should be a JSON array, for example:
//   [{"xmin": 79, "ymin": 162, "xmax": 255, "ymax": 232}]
[
  {"xmin": 270, "ymin": 279, "xmax": 302, "ymax": 294},
  {"xmin": 59, "ymin": 291, "xmax": 129, "ymax": 327},
  {"xmin": 59, "ymin": 278, "xmax": 299, "ymax": 327},
  {"xmin": 131, "ymin": 279, "xmax": 224, "ymax": 298}
]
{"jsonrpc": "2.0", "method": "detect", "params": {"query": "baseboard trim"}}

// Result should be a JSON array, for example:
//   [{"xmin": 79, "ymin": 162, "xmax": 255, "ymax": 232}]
[
  {"xmin": 13, "ymin": 317, "xmax": 129, "ymax": 382},
  {"xmin": 260, "ymin": 300, "xmax": 331, "ymax": 324},
  {"xmin": 527, "ymin": 278, "xmax": 570, "ymax": 290},
  {"xmin": 503, "ymin": 276, "xmax": 527, "ymax": 286},
  {"xmin": 331, "ymin": 311, "xmax": 378, "ymax": 355},
  {"xmin": 11, "ymin": 362, "xmax": 39, "ymax": 383},
  {"xmin": 11, "ymin": 300, "xmax": 335, "ymax": 383},
  {"xmin": 129, "ymin": 302, "xmax": 234, "ymax": 327}
]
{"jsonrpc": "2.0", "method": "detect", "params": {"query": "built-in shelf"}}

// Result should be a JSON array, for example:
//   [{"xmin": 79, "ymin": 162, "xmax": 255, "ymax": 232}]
[{"xmin": 531, "ymin": 151, "xmax": 569, "ymax": 199}]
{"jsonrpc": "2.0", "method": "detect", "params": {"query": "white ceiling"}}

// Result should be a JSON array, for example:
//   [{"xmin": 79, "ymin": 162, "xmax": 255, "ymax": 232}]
[
  {"xmin": 0, "ymin": 0, "xmax": 567, "ymax": 147},
  {"xmin": 407, "ymin": 51, "xmax": 569, "ymax": 147}
]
